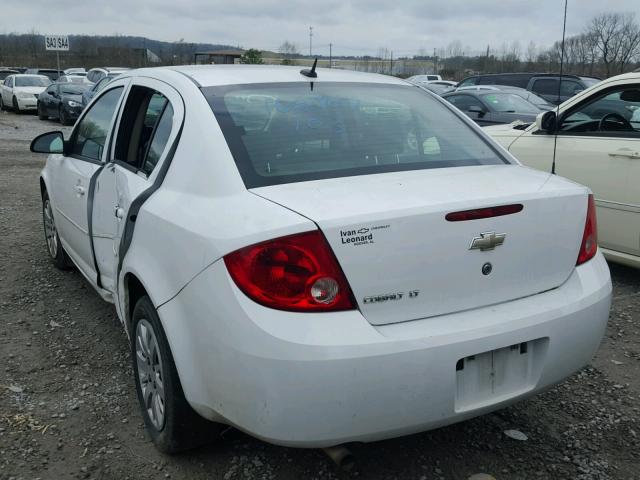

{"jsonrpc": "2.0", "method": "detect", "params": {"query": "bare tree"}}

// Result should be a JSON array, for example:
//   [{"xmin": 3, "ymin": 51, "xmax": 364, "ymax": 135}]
[
  {"xmin": 589, "ymin": 13, "xmax": 625, "ymax": 76},
  {"xmin": 619, "ymin": 14, "xmax": 640, "ymax": 73},
  {"xmin": 278, "ymin": 40, "xmax": 299, "ymax": 65},
  {"xmin": 525, "ymin": 41, "xmax": 537, "ymax": 70}
]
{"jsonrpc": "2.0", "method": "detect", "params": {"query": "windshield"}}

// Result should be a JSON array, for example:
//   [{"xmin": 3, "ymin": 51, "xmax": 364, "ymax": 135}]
[
  {"xmin": 480, "ymin": 93, "xmax": 539, "ymax": 113},
  {"xmin": 15, "ymin": 76, "xmax": 50, "ymax": 87},
  {"xmin": 580, "ymin": 78, "xmax": 600, "ymax": 88},
  {"xmin": 204, "ymin": 82, "xmax": 507, "ymax": 188},
  {"xmin": 61, "ymin": 85, "xmax": 87, "ymax": 95},
  {"xmin": 523, "ymin": 92, "xmax": 552, "ymax": 107}
]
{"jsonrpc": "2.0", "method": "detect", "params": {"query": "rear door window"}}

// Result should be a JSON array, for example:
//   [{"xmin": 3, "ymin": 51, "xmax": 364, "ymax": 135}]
[
  {"xmin": 204, "ymin": 82, "xmax": 508, "ymax": 188},
  {"xmin": 114, "ymin": 86, "xmax": 174, "ymax": 176}
]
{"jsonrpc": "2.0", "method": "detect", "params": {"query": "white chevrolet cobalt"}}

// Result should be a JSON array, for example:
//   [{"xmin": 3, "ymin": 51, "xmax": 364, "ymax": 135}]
[{"xmin": 31, "ymin": 65, "xmax": 612, "ymax": 452}]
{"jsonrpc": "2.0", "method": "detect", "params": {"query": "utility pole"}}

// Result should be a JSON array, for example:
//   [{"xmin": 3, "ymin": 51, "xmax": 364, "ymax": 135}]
[
  {"xmin": 389, "ymin": 51, "xmax": 393, "ymax": 75},
  {"xmin": 433, "ymin": 47, "xmax": 437, "ymax": 75},
  {"xmin": 329, "ymin": 43, "xmax": 332, "ymax": 68},
  {"xmin": 309, "ymin": 26, "xmax": 313, "ymax": 57}
]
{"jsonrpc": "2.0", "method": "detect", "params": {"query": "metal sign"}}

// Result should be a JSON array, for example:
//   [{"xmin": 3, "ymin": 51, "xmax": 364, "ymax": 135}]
[{"xmin": 45, "ymin": 35, "xmax": 69, "ymax": 51}]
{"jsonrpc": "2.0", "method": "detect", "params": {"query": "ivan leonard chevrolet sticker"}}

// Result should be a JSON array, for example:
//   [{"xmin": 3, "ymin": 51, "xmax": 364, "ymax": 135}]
[{"xmin": 340, "ymin": 224, "xmax": 389, "ymax": 246}]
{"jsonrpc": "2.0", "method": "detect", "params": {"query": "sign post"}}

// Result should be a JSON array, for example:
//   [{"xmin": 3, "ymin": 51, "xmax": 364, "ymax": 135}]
[{"xmin": 44, "ymin": 35, "xmax": 69, "ymax": 75}]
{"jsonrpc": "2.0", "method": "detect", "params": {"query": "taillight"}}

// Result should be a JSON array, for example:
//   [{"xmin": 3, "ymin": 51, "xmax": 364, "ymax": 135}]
[
  {"xmin": 224, "ymin": 230, "xmax": 355, "ymax": 312},
  {"xmin": 576, "ymin": 194, "xmax": 598, "ymax": 265},
  {"xmin": 445, "ymin": 204, "xmax": 523, "ymax": 222}
]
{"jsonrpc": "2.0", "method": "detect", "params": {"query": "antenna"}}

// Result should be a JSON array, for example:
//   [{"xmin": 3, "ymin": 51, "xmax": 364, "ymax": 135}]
[
  {"xmin": 551, "ymin": 0, "xmax": 568, "ymax": 175},
  {"xmin": 300, "ymin": 57, "xmax": 318, "ymax": 78}
]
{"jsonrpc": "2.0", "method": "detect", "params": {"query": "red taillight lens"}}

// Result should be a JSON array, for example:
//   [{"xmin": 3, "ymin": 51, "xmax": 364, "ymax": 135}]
[
  {"xmin": 445, "ymin": 204, "xmax": 523, "ymax": 222},
  {"xmin": 577, "ymin": 194, "xmax": 598, "ymax": 265},
  {"xmin": 223, "ymin": 230, "xmax": 355, "ymax": 312}
]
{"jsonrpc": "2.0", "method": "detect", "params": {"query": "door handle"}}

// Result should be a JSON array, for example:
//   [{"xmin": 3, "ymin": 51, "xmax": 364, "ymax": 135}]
[
  {"xmin": 74, "ymin": 185, "xmax": 85, "ymax": 196},
  {"xmin": 114, "ymin": 206, "xmax": 125, "ymax": 220},
  {"xmin": 608, "ymin": 149, "xmax": 640, "ymax": 159}
]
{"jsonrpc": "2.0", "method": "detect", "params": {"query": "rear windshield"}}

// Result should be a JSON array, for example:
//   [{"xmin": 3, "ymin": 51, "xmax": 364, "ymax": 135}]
[
  {"xmin": 204, "ymin": 82, "xmax": 508, "ymax": 188},
  {"xmin": 15, "ymin": 76, "xmax": 51, "ymax": 87}
]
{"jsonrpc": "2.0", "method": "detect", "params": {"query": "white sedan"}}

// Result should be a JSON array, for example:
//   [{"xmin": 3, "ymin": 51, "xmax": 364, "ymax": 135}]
[
  {"xmin": 486, "ymin": 72, "xmax": 640, "ymax": 268},
  {"xmin": 30, "ymin": 65, "xmax": 611, "ymax": 453},
  {"xmin": 0, "ymin": 74, "xmax": 51, "ymax": 112}
]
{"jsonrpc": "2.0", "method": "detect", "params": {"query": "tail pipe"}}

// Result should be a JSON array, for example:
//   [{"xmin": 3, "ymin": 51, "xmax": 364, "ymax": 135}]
[{"xmin": 322, "ymin": 445, "xmax": 355, "ymax": 472}]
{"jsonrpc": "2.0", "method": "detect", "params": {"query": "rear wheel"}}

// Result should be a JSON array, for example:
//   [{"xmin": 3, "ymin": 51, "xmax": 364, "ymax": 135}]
[
  {"xmin": 0, "ymin": 96, "xmax": 5, "ymax": 111},
  {"xmin": 132, "ymin": 296, "xmax": 223, "ymax": 453},
  {"xmin": 42, "ymin": 191, "xmax": 72, "ymax": 269},
  {"xmin": 12, "ymin": 96, "xmax": 20, "ymax": 113},
  {"xmin": 37, "ymin": 102, "xmax": 47, "ymax": 120}
]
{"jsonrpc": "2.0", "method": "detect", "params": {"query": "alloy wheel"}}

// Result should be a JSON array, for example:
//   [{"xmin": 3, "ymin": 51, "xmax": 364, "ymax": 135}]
[
  {"xmin": 43, "ymin": 199, "xmax": 58, "ymax": 258},
  {"xmin": 135, "ymin": 319, "xmax": 166, "ymax": 431}
]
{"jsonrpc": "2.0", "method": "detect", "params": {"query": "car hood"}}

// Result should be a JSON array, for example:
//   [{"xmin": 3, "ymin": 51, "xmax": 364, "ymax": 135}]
[
  {"xmin": 482, "ymin": 123, "xmax": 530, "ymax": 150},
  {"xmin": 483, "ymin": 122, "xmax": 528, "ymax": 134}
]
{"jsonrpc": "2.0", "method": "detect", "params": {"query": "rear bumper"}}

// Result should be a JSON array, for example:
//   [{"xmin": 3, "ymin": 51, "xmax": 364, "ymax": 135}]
[{"xmin": 158, "ymin": 252, "xmax": 611, "ymax": 447}]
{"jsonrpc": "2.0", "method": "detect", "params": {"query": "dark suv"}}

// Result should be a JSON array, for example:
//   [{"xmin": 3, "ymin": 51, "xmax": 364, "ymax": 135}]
[
  {"xmin": 24, "ymin": 68, "xmax": 64, "ymax": 82},
  {"xmin": 457, "ymin": 73, "xmax": 601, "ymax": 105}
]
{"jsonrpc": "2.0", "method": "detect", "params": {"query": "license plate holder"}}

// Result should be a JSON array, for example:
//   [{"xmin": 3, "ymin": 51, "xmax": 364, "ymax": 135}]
[{"xmin": 455, "ymin": 338, "xmax": 547, "ymax": 412}]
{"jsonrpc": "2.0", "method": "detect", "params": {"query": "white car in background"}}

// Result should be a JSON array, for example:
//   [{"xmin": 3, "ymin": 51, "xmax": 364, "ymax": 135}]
[
  {"xmin": 0, "ymin": 74, "xmax": 51, "ymax": 112},
  {"xmin": 407, "ymin": 74, "xmax": 444, "ymax": 83},
  {"xmin": 85, "ymin": 66, "xmax": 129, "ymax": 84},
  {"xmin": 486, "ymin": 72, "xmax": 640, "ymax": 268},
  {"xmin": 30, "ymin": 65, "xmax": 611, "ymax": 453}
]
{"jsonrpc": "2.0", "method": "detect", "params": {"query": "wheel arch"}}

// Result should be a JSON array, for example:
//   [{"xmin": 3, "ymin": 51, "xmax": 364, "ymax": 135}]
[
  {"xmin": 39, "ymin": 176, "xmax": 47, "ymax": 198},
  {"xmin": 122, "ymin": 271, "xmax": 154, "ymax": 335}
]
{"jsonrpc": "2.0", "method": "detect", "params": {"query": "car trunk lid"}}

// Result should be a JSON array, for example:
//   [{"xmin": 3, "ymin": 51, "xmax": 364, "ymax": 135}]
[{"xmin": 251, "ymin": 165, "xmax": 588, "ymax": 325}]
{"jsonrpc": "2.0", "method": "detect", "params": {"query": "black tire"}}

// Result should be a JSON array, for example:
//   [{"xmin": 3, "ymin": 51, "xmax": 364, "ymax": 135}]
[
  {"xmin": 12, "ymin": 96, "xmax": 20, "ymax": 113},
  {"xmin": 0, "ymin": 96, "xmax": 5, "ymax": 111},
  {"xmin": 37, "ymin": 102, "xmax": 47, "ymax": 120},
  {"xmin": 59, "ymin": 106, "xmax": 70, "ymax": 126},
  {"xmin": 131, "ymin": 296, "xmax": 223, "ymax": 453},
  {"xmin": 42, "ymin": 191, "xmax": 73, "ymax": 269}
]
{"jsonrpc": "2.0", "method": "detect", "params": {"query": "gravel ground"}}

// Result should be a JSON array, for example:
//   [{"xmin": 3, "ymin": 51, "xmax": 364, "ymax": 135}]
[{"xmin": 1, "ymin": 110, "xmax": 639, "ymax": 480}]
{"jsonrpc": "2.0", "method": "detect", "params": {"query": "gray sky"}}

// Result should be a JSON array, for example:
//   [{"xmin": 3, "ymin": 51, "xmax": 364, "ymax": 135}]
[{"xmin": 6, "ymin": 0, "xmax": 639, "ymax": 56}]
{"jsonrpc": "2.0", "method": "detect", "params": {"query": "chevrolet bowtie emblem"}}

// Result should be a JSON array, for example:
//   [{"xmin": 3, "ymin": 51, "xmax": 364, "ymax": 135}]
[{"xmin": 469, "ymin": 232, "xmax": 506, "ymax": 251}]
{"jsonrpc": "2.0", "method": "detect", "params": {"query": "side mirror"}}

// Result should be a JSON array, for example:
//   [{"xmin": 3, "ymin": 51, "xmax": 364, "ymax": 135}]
[
  {"xmin": 30, "ymin": 131, "xmax": 65, "ymax": 154},
  {"xmin": 468, "ymin": 105, "xmax": 486, "ymax": 117},
  {"xmin": 536, "ymin": 110, "xmax": 557, "ymax": 133}
]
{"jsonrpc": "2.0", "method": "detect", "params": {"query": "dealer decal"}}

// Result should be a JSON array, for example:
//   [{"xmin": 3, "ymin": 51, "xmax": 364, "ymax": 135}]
[{"xmin": 339, "ymin": 224, "xmax": 389, "ymax": 246}]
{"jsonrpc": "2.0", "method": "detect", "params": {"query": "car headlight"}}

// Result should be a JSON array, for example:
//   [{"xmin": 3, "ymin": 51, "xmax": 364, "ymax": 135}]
[{"xmin": 67, "ymin": 100, "xmax": 81, "ymax": 107}]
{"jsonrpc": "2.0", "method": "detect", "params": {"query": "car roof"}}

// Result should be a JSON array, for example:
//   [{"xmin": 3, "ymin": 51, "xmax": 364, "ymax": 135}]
[
  {"xmin": 13, "ymin": 74, "xmax": 49, "ymax": 78},
  {"xmin": 444, "ymin": 90, "xmax": 493, "ymax": 97},
  {"xmin": 152, "ymin": 65, "xmax": 410, "ymax": 87}
]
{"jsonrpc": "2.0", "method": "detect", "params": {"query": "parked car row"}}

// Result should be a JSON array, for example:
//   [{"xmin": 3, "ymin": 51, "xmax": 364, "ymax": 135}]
[
  {"xmin": 0, "ymin": 66, "xmax": 129, "ymax": 124},
  {"xmin": 407, "ymin": 72, "xmax": 602, "ymax": 126}
]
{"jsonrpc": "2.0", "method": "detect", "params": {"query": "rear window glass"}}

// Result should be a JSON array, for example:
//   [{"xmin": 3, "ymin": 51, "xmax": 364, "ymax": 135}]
[
  {"xmin": 480, "ymin": 93, "xmax": 540, "ymax": 113},
  {"xmin": 15, "ymin": 76, "xmax": 50, "ymax": 87},
  {"xmin": 204, "ymin": 82, "xmax": 508, "ymax": 188}
]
